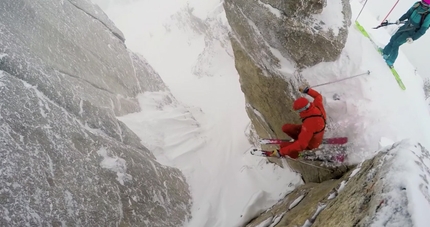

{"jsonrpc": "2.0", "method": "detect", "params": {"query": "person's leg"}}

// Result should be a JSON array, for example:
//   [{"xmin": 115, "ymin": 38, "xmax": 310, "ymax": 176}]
[
  {"xmin": 382, "ymin": 32, "xmax": 401, "ymax": 56},
  {"xmin": 279, "ymin": 143, "xmax": 300, "ymax": 159},
  {"xmin": 281, "ymin": 124, "xmax": 301, "ymax": 140},
  {"xmin": 386, "ymin": 32, "xmax": 409, "ymax": 65}
]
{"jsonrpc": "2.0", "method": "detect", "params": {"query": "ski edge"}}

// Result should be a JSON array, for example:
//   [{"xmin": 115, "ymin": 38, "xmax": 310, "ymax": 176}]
[
  {"xmin": 259, "ymin": 137, "xmax": 348, "ymax": 145},
  {"xmin": 354, "ymin": 21, "xmax": 406, "ymax": 90},
  {"xmin": 250, "ymin": 149, "xmax": 346, "ymax": 163}
]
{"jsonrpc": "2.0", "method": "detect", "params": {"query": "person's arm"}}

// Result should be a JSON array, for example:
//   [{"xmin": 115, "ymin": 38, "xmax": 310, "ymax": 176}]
[
  {"xmin": 304, "ymin": 88, "xmax": 323, "ymax": 109},
  {"xmin": 399, "ymin": 3, "xmax": 417, "ymax": 21},
  {"xmin": 412, "ymin": 14, "xmax": 430, "ymax": 40}
]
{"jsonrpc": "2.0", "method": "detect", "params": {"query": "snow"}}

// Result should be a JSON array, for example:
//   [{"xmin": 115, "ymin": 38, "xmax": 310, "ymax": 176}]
[
  {"xmin": 338, "ymin": 180, "xmax": 347, "ymax": 192},
  {"xmin": 302, "ymin": 203, "xmax": 327, "ymax": 227},
  {"xmin": 255, "ymin": 218, "xmax": 272, "ymax": 227},
  {"xmin": 327, "ymin": 193, "xmax": 336, "ymax": 200},
  {"xmin": 96, "ymin": 1, "xmax": 302, "ymax": 226},
  {"xmin": 370, "ymin": 140, "xmax": 430, "ymax": 227},
  {"xmin": 257, "ymin": 0, "xmax": 283, "ymax": 19},
  {"xmin": 302, "ymin": 0, "xmax": 430, "ymax": 163},
  {"xmin": 92, "ymin": 0, "xmax": 430, "ymax": 226},
  {"xmin": 356, "ymin": 0, "xmax": 430, "ymax": 78},
  {"xmin": 379, "ymin": 137, "xmax": 395, "ymax": 149},
  {"xmin": 350, "ymin": 166, "xmax": 362, "ymax": 178},
  {"xmin": 269, "ymin": 212, "xmax": 285, "ymax": 227},
  {"xmin": 289, "ymin": 194, "xmax": 305, "ymax": 210},
  {"xmin": 312, "ymin": 0, "xmax": 344, "ymax": 36},
  {"xmin": 96, "ymin": 147, "xmax": 132, "ymax": 186},
  {"xmin": 118, "ymin": 91, "xmax": 301, "ymax": 226}
]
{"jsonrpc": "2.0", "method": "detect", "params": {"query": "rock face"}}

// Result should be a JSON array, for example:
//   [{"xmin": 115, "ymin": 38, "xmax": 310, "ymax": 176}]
[
  {"xmin": 0, "ymin": 0, "xmax": 191, "ymax": 226},
  {"xmin": 285, "ymin": 158, "xmax": 354, "ymax": 183},
  {"xmin": 224, "ymin": 0, "xmax": 353, "ymax": 208},
  {"xmin": 246, "ymin": 140, "xmax": 430, "ymax": 227},
  {"xmin": 223, "ymin": 0, "xmax": 351, "ymax": 140}
]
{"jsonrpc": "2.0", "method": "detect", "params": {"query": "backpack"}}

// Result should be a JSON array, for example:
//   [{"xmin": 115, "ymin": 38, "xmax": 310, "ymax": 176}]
[
  {"xmin": 301, "ymin": 106, "xmax": 326, "ymax": 135},
  {"xmin": 413, "ymin": 1, "xmax": 429, "ymax": 30}
]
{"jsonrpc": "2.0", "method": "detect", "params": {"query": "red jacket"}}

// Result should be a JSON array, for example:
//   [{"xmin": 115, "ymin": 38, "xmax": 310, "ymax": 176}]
[{"xmin": 280, "ymin": 89, "xmax": 326, "ymax": 157}]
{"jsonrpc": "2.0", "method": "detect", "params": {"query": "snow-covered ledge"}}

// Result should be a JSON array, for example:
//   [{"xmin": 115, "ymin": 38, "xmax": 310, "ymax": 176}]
[{"xmin": 245, "ymin": 139, "xmax": 430, "ymax": 227}]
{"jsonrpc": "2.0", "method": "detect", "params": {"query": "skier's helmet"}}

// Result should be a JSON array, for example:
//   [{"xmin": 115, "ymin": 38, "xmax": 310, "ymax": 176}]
[
  {"xmin": 422, "ymin": 0, "xmax": 430, "ymax": 7},
  {"xmin": 293, "ymin": 97, "xmax": 310, "ymax": 113}
]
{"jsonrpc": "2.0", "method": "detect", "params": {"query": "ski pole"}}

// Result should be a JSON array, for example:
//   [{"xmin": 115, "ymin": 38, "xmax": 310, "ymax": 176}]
[
  {"xmin": 380, "ymin": 0, "xmax": 400, "ymax": 24},
  {"xmin": 310, "ymin": 70, "xmax": 371, "ymax": 88},
  {"xmin": 355, "ymin": 0, "xmax": 369, "ymax": 22},
  {"xmin": 373, "ymin": 20, "xmax": 405, "ymax": 29}
]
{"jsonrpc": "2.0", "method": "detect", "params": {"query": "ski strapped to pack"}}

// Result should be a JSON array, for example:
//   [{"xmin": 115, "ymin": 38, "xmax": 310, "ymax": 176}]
[{"xmin": 301, "ymin": 106, "xmax": 326, "ymax": 134}]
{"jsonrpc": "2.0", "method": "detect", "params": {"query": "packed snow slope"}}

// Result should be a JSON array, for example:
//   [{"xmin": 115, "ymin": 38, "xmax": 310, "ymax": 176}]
[{"xmin": 92, "ymin": 0, "xmax": 430, "ymax": 226}]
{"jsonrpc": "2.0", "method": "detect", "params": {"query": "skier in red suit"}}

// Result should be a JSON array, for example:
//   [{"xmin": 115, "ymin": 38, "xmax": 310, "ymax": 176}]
[{"xmin": 268, "ymin": 86, "xmax": 326, "ymax": 159}]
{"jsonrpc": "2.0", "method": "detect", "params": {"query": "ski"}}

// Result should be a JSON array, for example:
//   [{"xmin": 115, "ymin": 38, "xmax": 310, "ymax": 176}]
[
  {"xmin": 250, "ymin": 149, "xmax": 345, "ymax": 163},
  {"xmin": 355, "ymin": 21, "xmax": 406, "ymax": 90},
  {"xmin": 259, "ymin": 137, "xmax": 348, "ymax": 145},
  {"xmin": 299, "ymin": 151, "xmax": 346, "ymax": 163}
]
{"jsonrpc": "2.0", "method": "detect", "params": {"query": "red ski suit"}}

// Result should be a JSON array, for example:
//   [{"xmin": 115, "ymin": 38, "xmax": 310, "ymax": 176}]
[{"xmin": 280, "ymin": 88, "xmax": 326, "ymax": 159}]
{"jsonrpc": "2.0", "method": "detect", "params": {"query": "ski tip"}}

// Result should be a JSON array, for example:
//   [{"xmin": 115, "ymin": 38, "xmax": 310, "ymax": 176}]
[{"xmin": 249, "ymin": 149, "xmax": 259, "ymax": 155}]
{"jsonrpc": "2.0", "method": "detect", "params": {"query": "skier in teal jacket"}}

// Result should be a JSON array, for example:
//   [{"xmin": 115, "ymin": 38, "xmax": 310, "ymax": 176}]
[{"xmin": 382, "ymin": 0, "xmax": 430, "ymax": 67}]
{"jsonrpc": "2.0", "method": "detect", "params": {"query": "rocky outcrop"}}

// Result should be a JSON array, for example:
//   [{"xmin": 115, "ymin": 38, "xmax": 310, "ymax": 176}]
[
  {"xmin": 224, "ymin": 0, "xmax": 351, "ymax": 146},
  {"xmin": 285, "ymin": 158, "xmax": 354, "ymax": 183},
  {"xmin": 246, "ymin": 140, "xmax": 430, "ymax": 227},
  {"xmin": 0, "ymin": 0, "xmax": 191, "ymax": 226},
  {"xmin": 224, "ymin": 0, "xmax": 352, "ymax": 196}
]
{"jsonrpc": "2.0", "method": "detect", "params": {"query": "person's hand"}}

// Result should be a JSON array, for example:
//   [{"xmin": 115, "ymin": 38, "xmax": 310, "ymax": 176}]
[
  {"xmin": 299, "ymin": 86, "xmax": 310, "ymax": 93},
  {"xmin": 406, "ymin": 37, "xmax": 413, "ymax": 44},
  {"xmin": 265, "ymin": 149, "xmax": 280, "ymax": 157},
  {"xmin": 396, "ymin": 20, "xmax": 401, "ymax": 25}
]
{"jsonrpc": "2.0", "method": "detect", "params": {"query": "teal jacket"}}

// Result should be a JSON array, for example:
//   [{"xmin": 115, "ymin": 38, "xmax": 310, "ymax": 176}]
[{"xmin": 399, "ymin": 1, "xmax": 430, "ymax": 40}]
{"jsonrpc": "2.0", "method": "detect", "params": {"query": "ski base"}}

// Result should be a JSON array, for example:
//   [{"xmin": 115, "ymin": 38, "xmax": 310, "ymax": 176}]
[
  {"xmin": 389, "ymin": 67, "xmax": 406, "ymax": 90},
  {"xmin": 250, "ymin": 149, "xmax": 345, "ymax": 163},
  {"xmin": 355, "ymin": 21, "xmax": 406, "ymax": 90},
  {"xmin": 259, "ymin": 137, "xmax": 348, "ymax": 145}
]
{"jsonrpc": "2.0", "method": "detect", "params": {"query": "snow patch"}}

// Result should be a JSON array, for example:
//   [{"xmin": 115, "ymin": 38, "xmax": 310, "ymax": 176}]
[
  {"xmin": 379, "ymin": 137, "xmax": 395, "ymax": 149},
  {"xmin": 257, "ymin": 0, "xmax": 282, "ymax": 18},
  {"xmin": 269, "ymin": 212, "xmax": 285, "ymax": 227},
  {"xmin": 338, "ymin": 180, "xmax": 347, "ymax": 192},
  {"xmin": 370, "ymin": 140, "xmax": 430, "ymax": 227},
  {"xmin": 350, "ymin": 166, "xmax": 361, "ymax": 178},
  {"xmin": 255, "ymin": 218, "xmax": 272, "ymax": 227},
  {"xmin": 289, "ymin": 194, "xmax": 305, "ymax": 210},
  {"xmin": 302, "ymin": 203, "xmax": 327, "ymax": 227},
  {"xmin": 312, "ymin": 0, "xmax": 344, "ymax": 36},
  {"xmin": 96, "ymin": 147, "xmax": 132, "ymax": 185}
]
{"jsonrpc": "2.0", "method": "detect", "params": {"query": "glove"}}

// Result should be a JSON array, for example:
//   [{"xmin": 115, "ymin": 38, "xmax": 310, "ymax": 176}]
[
  {"xmin": 299, "ymin": 86, "xmax": 310, "ymax": 93},
  {"xmin": 396, "ymin": 20, "xmax": 401, "ymax": 25},
  {"xmin": 406, "ymin": 37, "xmax": 413, "ymax": 44},
  {"xmin": 265, "ymin": 149, "xmax": 281, "ymax": 158}
]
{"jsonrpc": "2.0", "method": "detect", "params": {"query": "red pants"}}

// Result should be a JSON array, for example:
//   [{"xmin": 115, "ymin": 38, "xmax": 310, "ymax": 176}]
[
  {"xmin": 281, "ymin": 124, "xmax": 301, "ymax": 140},
  {"xmin": 279, "ymin": 124, "xmax": 302, "ymax": 158}
]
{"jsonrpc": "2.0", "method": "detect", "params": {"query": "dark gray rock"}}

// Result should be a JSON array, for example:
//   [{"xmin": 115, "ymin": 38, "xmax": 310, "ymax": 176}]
[{"xmin": 0, "ymin": 0, "xmax": 191, "ymax": 226}]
